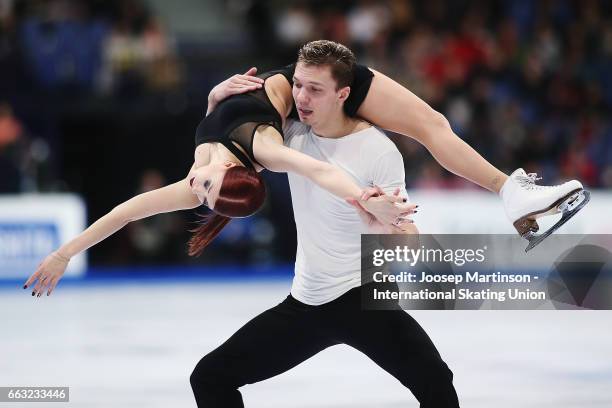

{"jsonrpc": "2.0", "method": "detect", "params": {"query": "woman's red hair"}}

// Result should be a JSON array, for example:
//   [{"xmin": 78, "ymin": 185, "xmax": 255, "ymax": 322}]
[{"xmin": 188, "ymin": 166, "xmax": 266, "ymax": 256}]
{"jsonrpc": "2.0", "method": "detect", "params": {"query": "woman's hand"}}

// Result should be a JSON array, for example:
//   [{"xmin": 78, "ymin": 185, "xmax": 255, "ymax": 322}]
[
  {"xmin": 207, "ymin": 67, "xmax": 264, "ymax": 114},
  {"xmin": 358, "ymin": 186, "xmax": 416, "ymax": 227},
  {"xmin": 347, "ymin": 187, "xmax": 417, "ymax": 233},
  {"xmin": 23, "ymin": 251, "xmax": 69, "ymax": 297}
]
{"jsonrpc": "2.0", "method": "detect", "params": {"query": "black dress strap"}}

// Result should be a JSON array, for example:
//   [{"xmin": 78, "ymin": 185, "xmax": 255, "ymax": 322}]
[{"xmin": 220, "ymin": 140, "xmax": 255, "ymax": 170}]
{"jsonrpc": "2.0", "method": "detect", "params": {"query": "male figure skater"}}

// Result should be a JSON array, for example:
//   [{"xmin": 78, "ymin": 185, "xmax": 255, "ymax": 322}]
[{"xmin": 190, "ymin": 41, "xmax": 459, "ymax": 408}]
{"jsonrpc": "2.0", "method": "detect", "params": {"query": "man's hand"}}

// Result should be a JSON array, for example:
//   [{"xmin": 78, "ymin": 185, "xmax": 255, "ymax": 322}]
[
  {"xmin": 207, "ymin": 67, "xmax": 264, "ymax": 114},
  {"xmin": 347, "ymin": 187, "xmax": 417, "ymax": 233}
]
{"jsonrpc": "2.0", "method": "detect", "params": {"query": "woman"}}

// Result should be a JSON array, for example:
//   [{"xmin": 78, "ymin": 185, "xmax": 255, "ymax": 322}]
[{"xmin": 23, "ymin": 55, "xmax": 415, "ymax": 297}]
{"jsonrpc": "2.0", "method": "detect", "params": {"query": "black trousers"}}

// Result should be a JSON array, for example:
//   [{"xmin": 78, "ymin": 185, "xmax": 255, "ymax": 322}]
[{"xmin": 190, "ymin": 284, "xmax": 460, "ymax": 407}]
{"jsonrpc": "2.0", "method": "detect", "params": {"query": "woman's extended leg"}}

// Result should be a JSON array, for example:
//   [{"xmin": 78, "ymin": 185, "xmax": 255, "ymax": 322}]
[{"xmin": 358, "ymin": 69, "xmax": 508, "ymax": 193}]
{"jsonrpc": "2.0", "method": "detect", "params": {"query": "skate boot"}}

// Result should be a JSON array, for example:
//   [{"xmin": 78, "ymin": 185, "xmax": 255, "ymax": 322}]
[{"xmin": 500, "ymin": 169, "xmax": 591, "ymax": 252}]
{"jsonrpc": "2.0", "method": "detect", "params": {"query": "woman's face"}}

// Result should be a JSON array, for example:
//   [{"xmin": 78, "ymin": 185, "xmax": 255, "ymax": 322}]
[{"xmin": 189, "ymin": 161, "xmax": 236, "ymax": 208}]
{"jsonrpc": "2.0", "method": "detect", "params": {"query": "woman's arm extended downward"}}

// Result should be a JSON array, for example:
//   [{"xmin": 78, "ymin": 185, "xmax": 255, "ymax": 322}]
[
  {"xmin": 358, "ymin": 69, "xmax": 508, "ymax": 193},
  {"xmin": 24, "ymin": 176, "xmax": 201, "ymax": 297}
]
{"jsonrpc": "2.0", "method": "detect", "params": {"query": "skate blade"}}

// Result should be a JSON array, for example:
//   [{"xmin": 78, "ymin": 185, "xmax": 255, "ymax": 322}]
[
  {"xmin": 528, "ymin": 188, "xmax": 583, "ymax": 220},
  {"xmin": 524, "ymin": 190, "xmax": 591, "ymax": 253},
  {"xmin": 514, "ymin": 188, "xmax": 582, "ymax": 237}
]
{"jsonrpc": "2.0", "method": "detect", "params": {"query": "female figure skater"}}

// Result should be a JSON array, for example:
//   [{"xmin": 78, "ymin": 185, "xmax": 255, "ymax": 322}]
[{"xmin": 210, "ymin": 40, "xmax": 590, "ymax": 252}]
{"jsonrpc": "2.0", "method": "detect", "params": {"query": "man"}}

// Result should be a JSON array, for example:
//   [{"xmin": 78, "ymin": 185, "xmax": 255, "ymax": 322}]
[{"xmin": 190, "ymin": 41, "xmax": 459, "ymax": 408}]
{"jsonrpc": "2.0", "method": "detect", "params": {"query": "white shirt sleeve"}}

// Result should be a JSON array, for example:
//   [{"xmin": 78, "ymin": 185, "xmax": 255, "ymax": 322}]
[{"xmin": 370, "ymin": 149, "xmax": 410, "ymax": 201}]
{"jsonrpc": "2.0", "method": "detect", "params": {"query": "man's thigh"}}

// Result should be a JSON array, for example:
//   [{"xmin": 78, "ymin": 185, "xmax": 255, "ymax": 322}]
[{"xmin": 194, "ymin": 296, "xmax": 338, "ymax": 387}]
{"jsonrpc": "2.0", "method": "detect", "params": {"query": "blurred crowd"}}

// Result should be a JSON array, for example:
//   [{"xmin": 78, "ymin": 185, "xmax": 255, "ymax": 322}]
[
  {"xmin": 1, "ymin": 0, "xmax": 611, "ymax": 264},
  {"xmin": 1, "ymin": 0, "xmax": 181, "ymax": 195},
  {"xmin": 254, "ymin": 0, "xmax": 612, "ymax": 188},
  {"xmin": 0, "ymin": 0, "xmax": 179, "ymax": 95}
]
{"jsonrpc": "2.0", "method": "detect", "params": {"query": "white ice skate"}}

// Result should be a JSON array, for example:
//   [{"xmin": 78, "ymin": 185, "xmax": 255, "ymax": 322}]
[{"xmin": 500, "ymin": 168, "xmax": 591, "ymax": 252}]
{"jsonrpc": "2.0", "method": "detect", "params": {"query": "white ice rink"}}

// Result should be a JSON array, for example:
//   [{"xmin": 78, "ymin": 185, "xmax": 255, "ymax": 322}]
[{"xmin": 2, "ymin": 280, "xmax": 612, "ymax": 408}]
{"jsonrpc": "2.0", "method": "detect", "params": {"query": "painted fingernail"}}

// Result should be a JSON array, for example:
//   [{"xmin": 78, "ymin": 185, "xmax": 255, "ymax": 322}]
[
  {"xmin": 23, "ymin": 285, "xmax": 27, "ymax": 289},
  {"xmin": 416, "ymin": 205, "xmax": 419, "ymax": 208},
  {"xmin": 414, "ymin": 210, "xmax": 418, "ymax": 213},
  {"xmin": 37, "ymin": 293, "xmax": 41, "ymax": 298},
  {"xmin": 31, "ymin": 291, "xmax": 35, "ymax": 296},
  {"xmin": 402, "ymin": 198, "xmax": 407, "ymax": 202}
]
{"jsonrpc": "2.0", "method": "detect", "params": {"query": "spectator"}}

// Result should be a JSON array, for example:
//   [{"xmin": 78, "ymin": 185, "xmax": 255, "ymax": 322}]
[
  {"xmin": 99, "ymin": 0, "xmax": 180, "ymax": 95},
  {"xmin": 0, "ymin": 103, "xmax": 23, "ymax": 193}
]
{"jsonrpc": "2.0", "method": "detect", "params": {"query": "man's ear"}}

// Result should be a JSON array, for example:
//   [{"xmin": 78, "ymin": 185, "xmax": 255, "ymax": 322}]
[{"xmin": 338, "ymin": 86, "xmax": 351, "ymax": 103}]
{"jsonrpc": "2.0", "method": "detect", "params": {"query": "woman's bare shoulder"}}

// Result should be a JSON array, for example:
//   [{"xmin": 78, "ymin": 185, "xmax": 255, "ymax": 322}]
[{"xmin": 264, "ymin": 74, "xmax": 293, "ymax": 118}]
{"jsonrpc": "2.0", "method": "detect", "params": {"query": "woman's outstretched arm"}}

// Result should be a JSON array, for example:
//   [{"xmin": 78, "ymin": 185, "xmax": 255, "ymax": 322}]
[
  {"xmin": 24, "ymin": 175, "xmax": 201, "ymax": 296},
  {"xmin": 358, "ymin": 69, "xmax": 508, "ymax": 193}
]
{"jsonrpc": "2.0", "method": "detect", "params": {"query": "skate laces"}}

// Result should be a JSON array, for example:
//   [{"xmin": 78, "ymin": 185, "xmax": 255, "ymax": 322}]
[{"xmin": 516, "ymin": 172, "xmax": 547, "ymax": 190}]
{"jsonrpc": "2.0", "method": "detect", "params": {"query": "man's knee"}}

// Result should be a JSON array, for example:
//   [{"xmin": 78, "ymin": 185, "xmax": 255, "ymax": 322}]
[
  {"xmin": 190, "ymin": 358, "xmax": 212, "ymax": 391},
  {"xmin": 401, "ymin": 360, "xmax": 458, "ymax": 408},
  {"xmin": 425, "ymin": 361, "xmax": 457, "ymax": 402},
  {"xmin": 436, "ymin": 362, "xmax": 454, "ymax": 383},
  {"xmin": 190, "ymin": 353, "xmax": 235, "ymax": 391},
  {"xmin": 397, "ymin": 358, "xmax": 455, "ymax": 391},
  {"xmin": 190, "ymin": 353, "xmax": 245, "ymax": 408},
  {"xmin": 189, "ymin": 363, "xmax": 206, "ymax": 391}
]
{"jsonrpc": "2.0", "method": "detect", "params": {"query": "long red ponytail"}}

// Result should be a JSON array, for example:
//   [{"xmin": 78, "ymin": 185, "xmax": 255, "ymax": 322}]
[{"xmin": 188, "ymin": 166, "xmax": 266, "ymax": 256}]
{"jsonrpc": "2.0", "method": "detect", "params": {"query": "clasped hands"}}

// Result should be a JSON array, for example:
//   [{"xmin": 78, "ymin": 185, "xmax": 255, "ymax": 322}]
[{"xmin": 347, "ymin": 186, "xmax": 417, "ymax": 233}]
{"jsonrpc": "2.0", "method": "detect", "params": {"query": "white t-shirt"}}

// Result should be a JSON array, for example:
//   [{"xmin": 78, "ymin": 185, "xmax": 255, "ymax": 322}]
[{"xmin": 283, "ymin": 120, "xmax": 408, "ymax": 305}]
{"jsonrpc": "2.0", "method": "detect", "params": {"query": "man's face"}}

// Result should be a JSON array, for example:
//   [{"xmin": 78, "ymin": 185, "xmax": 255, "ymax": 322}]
[{"xmin": 292, "ymin": 62, "xmax": 350, "ymax": 131}]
